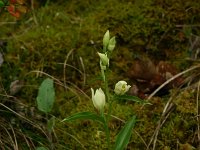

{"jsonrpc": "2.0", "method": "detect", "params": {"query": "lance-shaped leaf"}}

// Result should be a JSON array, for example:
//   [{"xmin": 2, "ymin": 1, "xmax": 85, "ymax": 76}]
[
  {"xmin": 36, "ymin": 78, "xmax": 55, "ymax": 113},
  {"xmin": 114, "ymin": 116, "xmax": 136, "ymax": 150},
  {"xmin": 62, "ymin": 112, "xmax": 104, "ymax": 123}
]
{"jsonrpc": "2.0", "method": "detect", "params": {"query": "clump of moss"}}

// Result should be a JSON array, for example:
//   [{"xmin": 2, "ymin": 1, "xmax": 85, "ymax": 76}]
[
  {"xmin": 175, "ymin": 89, "xmax": 196, "ymax": 114},
  {"xmin": 1, "ymin": 0, "xmax": 200, "ymax": 149}
]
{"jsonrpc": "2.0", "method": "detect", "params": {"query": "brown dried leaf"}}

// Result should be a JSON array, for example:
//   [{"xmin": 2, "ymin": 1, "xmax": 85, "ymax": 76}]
[{"xmin": 10, "ymin": 80, "xmax": 24, "ymax": 95}]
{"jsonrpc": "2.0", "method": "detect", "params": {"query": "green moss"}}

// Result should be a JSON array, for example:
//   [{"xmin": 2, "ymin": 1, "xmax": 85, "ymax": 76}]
[{"xmin": 0, "ymin": 0, "xmax": 200, "ymax": 149}]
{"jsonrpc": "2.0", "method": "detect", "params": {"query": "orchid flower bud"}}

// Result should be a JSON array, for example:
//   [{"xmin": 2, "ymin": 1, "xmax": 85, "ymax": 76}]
[
  {"xmin": 91, "ymin": 88, "xmax": 106, "ymax": 112},
  {"xmin": 107, "ymin": 36, "xmax": 116, "ymax": 52},
  {"xmin": 98, "ymin": 52, "xmax": 109, "ymax": 67},
  {"xmin": 103, "ymin": 30, "xmax": 110, "ymax": 52},
  {"xmin": 114, "ymin": 81, "xmax": 131, "ymax": 95}
]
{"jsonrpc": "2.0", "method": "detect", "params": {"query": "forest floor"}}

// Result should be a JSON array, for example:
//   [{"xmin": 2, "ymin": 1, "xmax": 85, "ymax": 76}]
[{"xmin": 0, "ymin": 0, "xmax": 200, "ymax": 149}]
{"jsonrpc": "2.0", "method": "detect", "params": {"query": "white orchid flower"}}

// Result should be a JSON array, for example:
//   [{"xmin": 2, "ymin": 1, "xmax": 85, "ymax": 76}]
[
  {"xmin": 103, "ymin": 30, "xmax": 110, "ymax": 51},
  {"xmin": 107, "ymin": 36, "xmax": 116, "ymax": 52},
  {"xmin": 114, "ymin": 81, "xmax": 131, "ymax": 95},
  {"xmin": 91, "ymin": 88, "xmax": 106, "ymax": 111},
  {"xmin": 98, "ymin": 52, "xmax": 109, "ymax": 67}
]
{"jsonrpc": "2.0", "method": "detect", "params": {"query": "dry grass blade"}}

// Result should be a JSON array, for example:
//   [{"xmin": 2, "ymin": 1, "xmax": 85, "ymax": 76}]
[
  {"xmin": 152, "ymin": 103, "xmax": 176, "ymax": 150},
  {"xmin": 0, "ymin": 114, "xmax": 38, "ymax": 149},
  {"xmin": 5, "ymin": 130, "xmax": 15, "ymax": 149},
  {"xmin": 27, "ymin": 70, "xmax": 90, "ymax": 101},
  {"xmin": 79, "ymin": 56, "xmax": 86, "ymax": 86},
  {"xmin": 65, "ymin": 81, "xmax": 90, "ymax": 100},
  {"xmin": 147, "ymin": 64, "xmax": 200, "ymax": 100},
  {"xmin": 0, "ymin": 119, "xmax": 16, "ymax": 150},
  {"xmin": 30, "ymin": 0, "xmax": 38, "ymax": 25},
  {"xmin": 146, "ymin": 64, "xmax": 200, "ymax": 149},
  {"xmin": 9, "ymin": 124, "xmax": 18, "ymax": 150},
  {"xmin": 58, "ymin": 63, "xmax": 84, "ymax": 75},
  {"xmin": 0, "ymin": 22, "xmax": 16, "ymax": 26},
  {"xmin": 0, "ymin": 102, "xmax": 47, "ymax": 137},
  {"xmin": 26, "ymin": 70, "xmax": 63, "ymax": 85},
  {"xmin": 63, "ymin": 49, "xmax": 74, "ymax": 87},
  {"xmin": 146, "ymin": 94, "xmax": 177, "ymax": 150},
  {"xmin": 55, "ymin": 126, "xmax": 87, "ymax": 150},
  {"xmin": 197, "ymin": 81, "xmax": 200, "ymax": 142},
  {"xmin": 21, "ymin": 134, "xmax": 33, "ymax": 150}
]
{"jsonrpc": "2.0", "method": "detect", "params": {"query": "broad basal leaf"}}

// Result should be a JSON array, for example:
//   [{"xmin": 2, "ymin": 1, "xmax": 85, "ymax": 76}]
[{"xmin": 36, "ymin": 78, "xmax": 55, "ymax": 113}]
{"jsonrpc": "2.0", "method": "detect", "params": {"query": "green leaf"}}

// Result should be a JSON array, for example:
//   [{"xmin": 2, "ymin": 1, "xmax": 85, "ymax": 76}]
[
  {"xmin": 47, "ymin": 116, "xmax": 55, "ymax": 132},
  {"xmin": 0, "ymin": 1, "xmax": 5, "ymax": 8},
  {"xmin": 114, "ymin": 94, "xmax": 151, "ymax": 105},
  {"xmin": 36, "ymin": 78, "xmax": 55, "ymax": 113},
  {"xmin": 35, "ymin": 147, "xmax": 48, "ymax": 150},
  {"xmin": 114, "ymin": 116, "xmax": 136, "ymax": 150},
  {"xmin": 62, "ymin": 112, "xmax": 104, "ymax": 123}
]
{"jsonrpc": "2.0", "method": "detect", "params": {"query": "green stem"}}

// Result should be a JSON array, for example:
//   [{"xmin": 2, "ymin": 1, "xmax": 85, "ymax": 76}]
[
  {"xmin": 104, "ymin": 71, "xmax": 110, "ymax": 102},
  {"xmin": 103, "ymin": 70, "xmax": 112, "ymax": 149},
  {"xmin": 104, "ymin": 120, "xmax": 111, "ymax": 150},
  {"xmin": 104, "ymin": 70, "xmax": 113, "ymax": 121},
  {"xmin": 46, "ymin": 114, "xmax": 54, "ymax": 150},
  {"xmin": 101, "ymin": 112, "xmax": 111, "ymax": 150}
]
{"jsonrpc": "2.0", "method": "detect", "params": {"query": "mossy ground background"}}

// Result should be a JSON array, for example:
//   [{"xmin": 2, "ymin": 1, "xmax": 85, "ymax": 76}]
[{"xmin": 0, "ymin": 0, "xmax": 200, "ymax": 149}]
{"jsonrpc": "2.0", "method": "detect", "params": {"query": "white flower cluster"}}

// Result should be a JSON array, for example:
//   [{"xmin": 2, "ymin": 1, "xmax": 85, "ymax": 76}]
[{"xmin": 91, "ymin": 30, "xmax": 131, "ymax": 112}]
